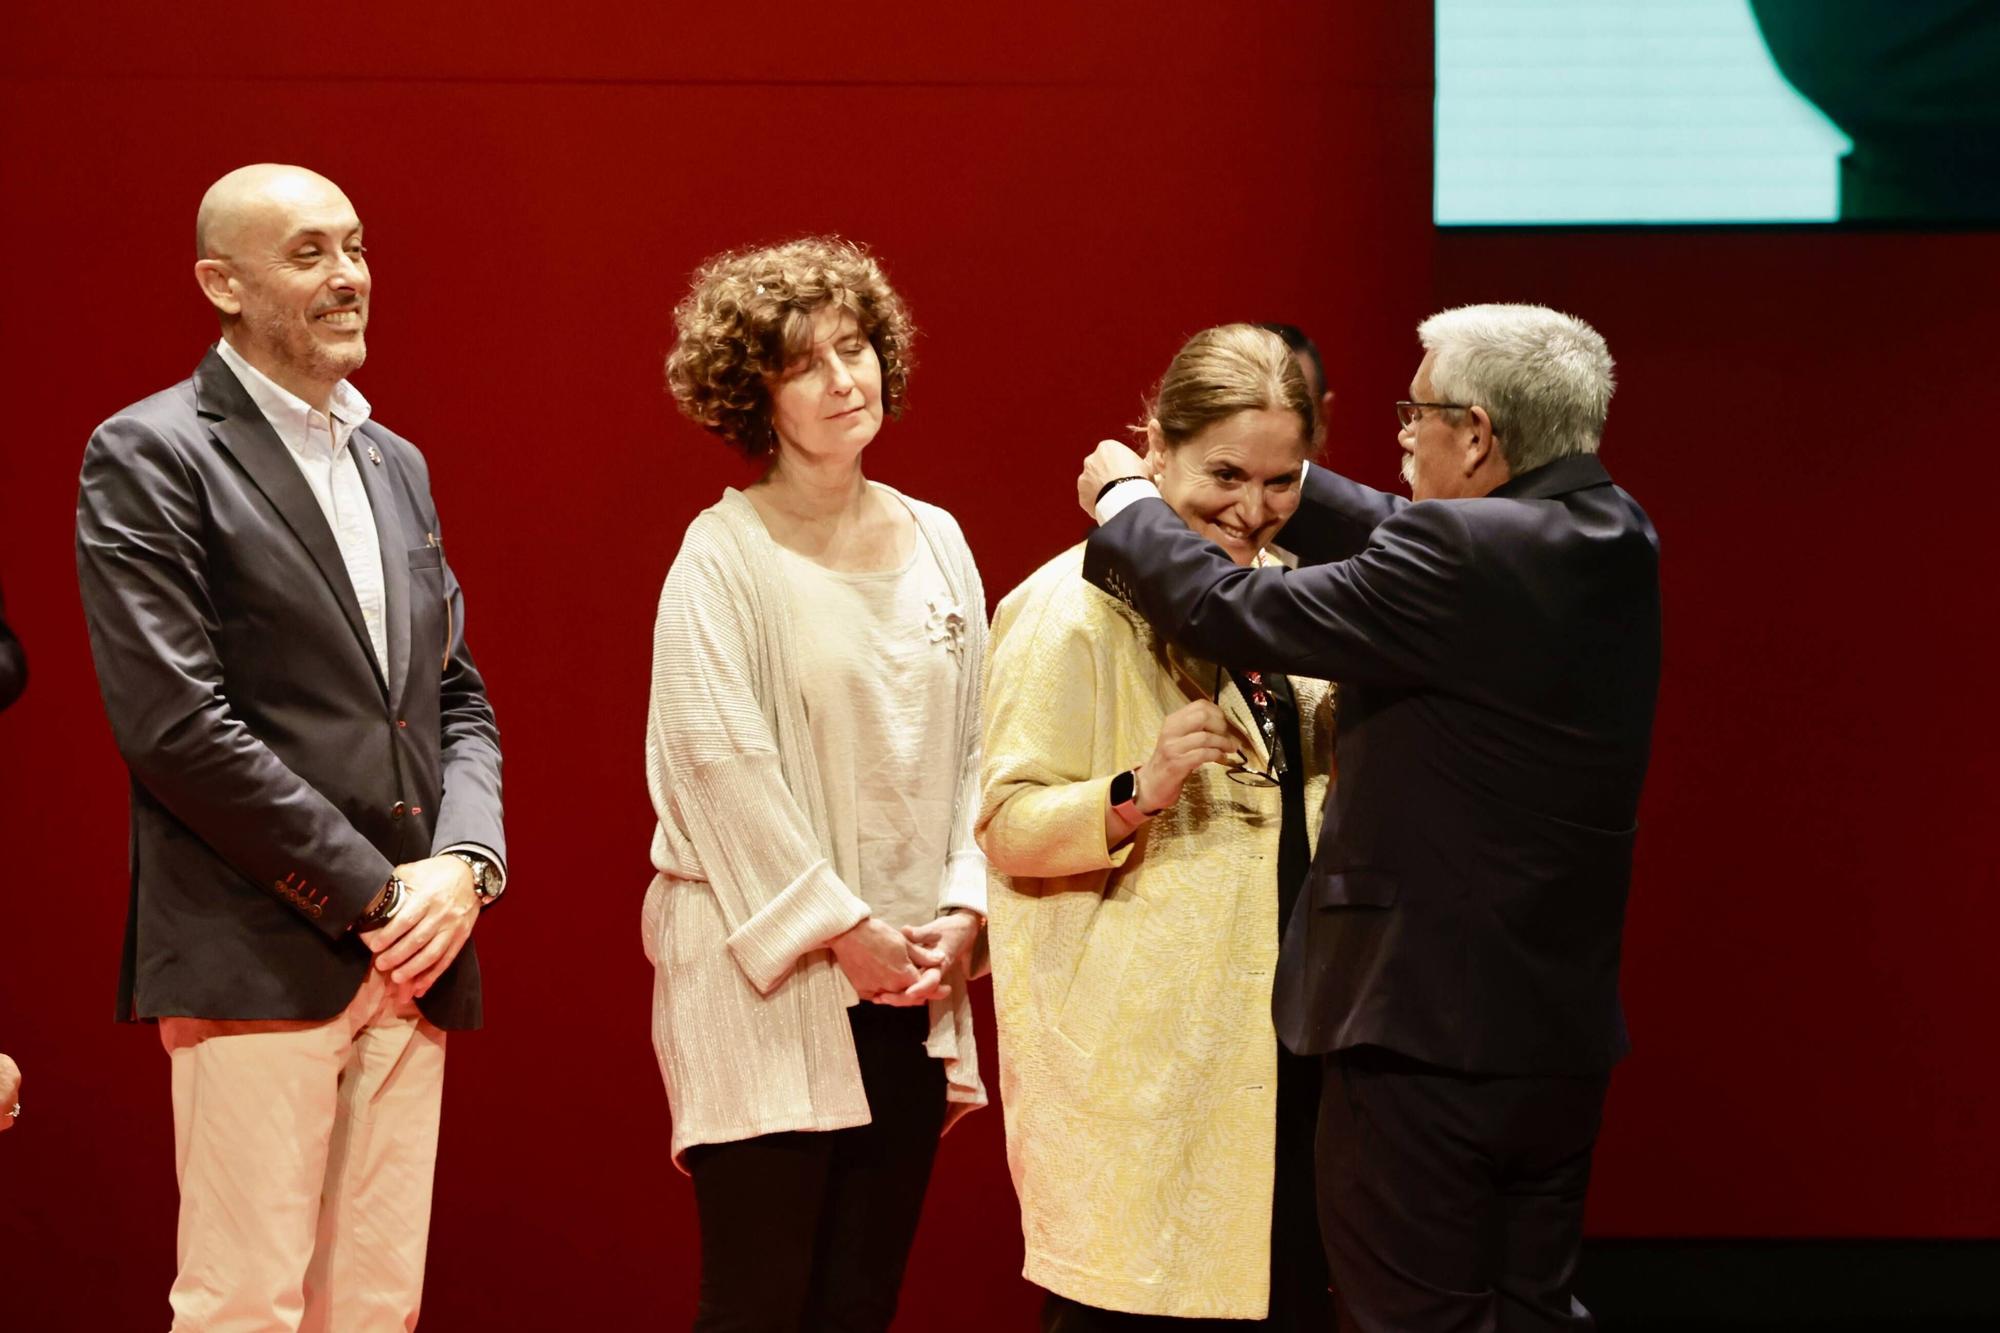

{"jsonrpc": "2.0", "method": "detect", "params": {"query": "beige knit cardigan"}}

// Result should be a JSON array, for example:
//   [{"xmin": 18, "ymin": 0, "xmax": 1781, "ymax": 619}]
[{"xmin": 641, "ymin": 485, "xmax": 989, "ymax": 1167}]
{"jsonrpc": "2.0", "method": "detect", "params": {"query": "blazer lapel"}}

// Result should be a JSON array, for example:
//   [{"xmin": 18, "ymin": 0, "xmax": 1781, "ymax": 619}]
[
  {"xmin": 195, "ymin": 352, "xmax": 384, "ymax": 697},
  {"xmin": 351, "ymin": 425, "xmax": 412, "ymax": 716}
]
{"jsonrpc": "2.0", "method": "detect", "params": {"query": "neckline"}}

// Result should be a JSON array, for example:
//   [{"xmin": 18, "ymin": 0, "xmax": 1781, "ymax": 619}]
[{"xmin": 734, "ymin": 480, "xmax": 921, "ymax": 576}]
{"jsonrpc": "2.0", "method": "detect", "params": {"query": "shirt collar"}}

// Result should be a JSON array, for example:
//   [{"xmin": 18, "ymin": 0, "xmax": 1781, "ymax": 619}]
[{"xmin": 213, "ymin": 337, "xmax": 373, "ymax": 457}]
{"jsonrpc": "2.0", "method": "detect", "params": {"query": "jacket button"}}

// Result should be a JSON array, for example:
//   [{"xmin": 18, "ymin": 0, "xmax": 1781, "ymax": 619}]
[
  {"xmin": 391, "ymin": 801, "xmax": 407, "ymax": 819},
  {"xmin": 396, "ymin": 719, "xmax": 408, "ymax": 729}
]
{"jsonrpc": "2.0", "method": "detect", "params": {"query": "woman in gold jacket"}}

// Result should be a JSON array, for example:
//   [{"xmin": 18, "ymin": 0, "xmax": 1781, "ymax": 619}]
[{"xmin": 981, "ymin": 324, "xmax": 1337, "ymax": 1329}]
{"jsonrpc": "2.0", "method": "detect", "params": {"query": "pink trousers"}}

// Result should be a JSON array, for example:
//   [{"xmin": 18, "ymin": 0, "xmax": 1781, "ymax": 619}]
[{"xmin": 159, "ymin": 968, "xmax": 447, "ymax": 1332}]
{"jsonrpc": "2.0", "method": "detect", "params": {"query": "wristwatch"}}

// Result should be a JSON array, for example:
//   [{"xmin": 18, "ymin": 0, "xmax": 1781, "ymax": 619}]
[
  {"xmin": 447, "ymin": 849, "xmax": 504, "ymax": 907},
  {"xmin": 1108, "ymin": 768, "xmax": 1164, "ymax": 821}
]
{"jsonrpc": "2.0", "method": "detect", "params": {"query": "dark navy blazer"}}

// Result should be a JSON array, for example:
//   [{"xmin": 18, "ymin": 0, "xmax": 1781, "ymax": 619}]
[
  {"xmin": 76, "ymin": 349, "xmax": 505, "ymax": 1030},
  {"xmin": 1084, "ymin": 456, "xmax": 1660, "ymax": 1074}
]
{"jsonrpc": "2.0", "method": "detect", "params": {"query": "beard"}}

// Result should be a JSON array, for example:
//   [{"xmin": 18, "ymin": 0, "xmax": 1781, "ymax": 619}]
[
  {"xmin": 1400, "ymin": 451, "xmax": 1417, "ymax": 490},
  {"xmin": 250, "ymin": 300, "xmax": 367, "ymax": 386}
]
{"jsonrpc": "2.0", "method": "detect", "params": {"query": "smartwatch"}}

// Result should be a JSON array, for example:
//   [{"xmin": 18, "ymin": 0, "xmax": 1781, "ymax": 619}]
[{"xmin": 1108, "ymin": 768, "xmax": 1160, "ymax": 821}]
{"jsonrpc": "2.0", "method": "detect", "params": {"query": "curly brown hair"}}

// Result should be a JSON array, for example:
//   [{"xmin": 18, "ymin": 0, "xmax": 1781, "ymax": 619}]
[{"xmin": 664, "ymin": 236, "xmax": 916, "ymax": 460}]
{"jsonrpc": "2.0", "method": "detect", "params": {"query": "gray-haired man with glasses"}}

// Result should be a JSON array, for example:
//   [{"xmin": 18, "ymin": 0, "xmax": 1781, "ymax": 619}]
[{"xmin": 1078, "ymin": 305, "xmax": 1661, "ymax": 1332}]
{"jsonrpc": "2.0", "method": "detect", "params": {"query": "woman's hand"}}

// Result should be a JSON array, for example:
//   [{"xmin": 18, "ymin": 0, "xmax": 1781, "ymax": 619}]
[
  {"xmin": 830, "ymin": 917, "xmax": 943, "ymax": 1003},
  {"xmin": 902, "ymin": 910, "xmax": 980, "ymax": 974},
  {"xmin": 1136, "ymin": 699, "xmax": 1246, "ymax": 813}
]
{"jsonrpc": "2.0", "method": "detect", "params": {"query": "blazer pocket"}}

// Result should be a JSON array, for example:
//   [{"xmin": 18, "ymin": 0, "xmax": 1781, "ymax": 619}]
[
  {"xmin": 408, "ymin": 545, "xmax": 443, "ymax": 570},
  {"xmin": 1310, "ymin": 866, "xmax": 1399, "ymax": 910}
]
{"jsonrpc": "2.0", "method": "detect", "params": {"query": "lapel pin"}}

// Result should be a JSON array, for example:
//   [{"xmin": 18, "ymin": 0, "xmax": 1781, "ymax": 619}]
[{"xmin": 366, "ymin": 445, "xmax": 383, "ymax": 466}]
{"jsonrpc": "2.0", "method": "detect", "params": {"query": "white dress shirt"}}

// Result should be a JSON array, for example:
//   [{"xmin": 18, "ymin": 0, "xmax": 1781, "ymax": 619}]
[
  {"xmin": 214, "ymin": 338, "xmax": 388, "ymax": 674},
  {"xmin": 213, "ymin": 340, "xmax": 505, "ymax": 892}
]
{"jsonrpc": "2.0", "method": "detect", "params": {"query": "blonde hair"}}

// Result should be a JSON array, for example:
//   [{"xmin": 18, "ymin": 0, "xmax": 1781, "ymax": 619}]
[
  {"xmin": 665, "ymin": 236, "xmax": 915, "ymax": 459},
  {"xmin": 1139, "ymin": 323, "xmax": 1318, "ymax": 452}
]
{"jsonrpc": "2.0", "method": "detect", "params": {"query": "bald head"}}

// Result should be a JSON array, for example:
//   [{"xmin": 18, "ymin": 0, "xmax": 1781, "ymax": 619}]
[
  {"xmin": 192, "ymin": 163, "xmax": 371, "ymax": 410},
  {"xmin": 196, "ymin": 164, "xmax": 354, "ymax": 261}
]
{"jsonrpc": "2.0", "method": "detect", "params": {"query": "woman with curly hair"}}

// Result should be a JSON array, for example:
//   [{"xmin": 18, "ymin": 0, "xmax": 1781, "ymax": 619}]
[
  {"xmin": 642, "ymin": 236, "xmax": 989, "ymax": 1331},
  {"xmin": 981, "ymin": 324, "xmax": 1336, "ymax": 1330}
]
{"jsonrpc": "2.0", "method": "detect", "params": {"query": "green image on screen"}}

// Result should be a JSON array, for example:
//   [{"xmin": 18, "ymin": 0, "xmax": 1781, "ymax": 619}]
[{"xmin": 1435, "ymin": 0, "xmax": 2000, "ymax": 226}]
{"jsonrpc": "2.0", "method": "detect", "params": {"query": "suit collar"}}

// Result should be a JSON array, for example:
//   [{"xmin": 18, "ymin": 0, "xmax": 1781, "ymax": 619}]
[{"xmin": 1489, "ymin": 453, "xmax": 1613, "ymax": 501}]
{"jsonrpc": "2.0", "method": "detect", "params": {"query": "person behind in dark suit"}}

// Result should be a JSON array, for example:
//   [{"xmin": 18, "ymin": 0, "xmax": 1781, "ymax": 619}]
[
  {"xmin": 0, "ymin": 578, "xmax": 25, "ymax": 713},
  {"xmin": 75, "ymin": 163, "xmax": 507, "ymax": 1330},
  {"xmin": 1076, "ymin": 304, "xmax": 1660, "ymax": 1332},
  {"xmin": 1258, "ymin": 322, "xmax": 1334, "ymax": 450}
]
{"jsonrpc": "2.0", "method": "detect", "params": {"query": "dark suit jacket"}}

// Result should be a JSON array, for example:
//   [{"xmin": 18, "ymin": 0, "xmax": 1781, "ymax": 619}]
[
  {"xmin": 0, "ymin": 580, "xmax": 24, "ymax": 713},
  {"xmin": 1084, "ymin": 456, "xmax": 1660, "ymax": 1074},
  {"xmin": 76, "ymin": 349, "xmax": 505, "ymax": 1029}
]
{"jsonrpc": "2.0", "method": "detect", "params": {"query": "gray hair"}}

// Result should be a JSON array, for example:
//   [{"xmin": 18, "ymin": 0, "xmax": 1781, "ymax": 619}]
[{"xmin": 1417, "ymin": 304, "xmax": 1615, "ymax": 476}]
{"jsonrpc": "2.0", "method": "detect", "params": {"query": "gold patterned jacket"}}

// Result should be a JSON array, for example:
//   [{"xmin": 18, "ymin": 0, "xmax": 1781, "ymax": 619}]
[{"xmin": 979, "ymin": 543, "xmax": 1334, "ymax": 1319}]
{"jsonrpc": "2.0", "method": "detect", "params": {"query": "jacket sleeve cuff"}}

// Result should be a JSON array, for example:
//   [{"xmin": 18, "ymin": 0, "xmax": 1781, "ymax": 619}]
[
  {"xmin": 724, "ymin": 859, "xmax": 871, "ymax": 995},
  {"xmin": 936, "ymin": 848, "xmax": 989, "ymax": 918}
]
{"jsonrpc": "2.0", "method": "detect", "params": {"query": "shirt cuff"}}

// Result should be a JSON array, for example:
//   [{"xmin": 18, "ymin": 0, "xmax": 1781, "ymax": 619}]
[{"xmin": 1094, "ymin": 478, "xmax": 1162, "ymax": 525}]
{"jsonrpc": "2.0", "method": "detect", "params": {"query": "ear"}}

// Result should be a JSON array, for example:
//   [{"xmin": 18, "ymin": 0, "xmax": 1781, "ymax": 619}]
[
  {"xmin": 1462, "ymin": 404, "xmax": 1497, "ymax": 477},
  {"xmin": 1144, "ymin": 419, "xmax": 1167, "ymax": 477},
  {"xmin": 194, "ymin": 259, "xmax": 241, "ymax": 316}
]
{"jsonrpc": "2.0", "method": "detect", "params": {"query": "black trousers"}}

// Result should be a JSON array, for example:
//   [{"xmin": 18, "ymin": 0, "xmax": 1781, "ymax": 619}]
[
  {"xmin": 1316, "ymin": 1047, "xmax": 1609, "ymax": 1333},
  {"xmin": 684, "ymin": 1004, "xmax": 947, "ymax": 1333},
  {"xmin": 1042, "ymin": 1044, "xmax": 1333, "ymax": 1331}
]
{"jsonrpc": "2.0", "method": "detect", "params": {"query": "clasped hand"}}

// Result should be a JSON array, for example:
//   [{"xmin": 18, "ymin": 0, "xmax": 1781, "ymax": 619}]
[
  {"xmin": 357, "ymin": 854, "xmax": 481, "ymax": 1001},
  {"xmin": 831, "ymin": 911, "xmax": 979, "ymax": 1007}
]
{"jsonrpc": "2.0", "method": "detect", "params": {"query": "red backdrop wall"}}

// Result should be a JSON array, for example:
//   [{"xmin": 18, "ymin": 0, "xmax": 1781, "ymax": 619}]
[{"xmin": 0, "ymin": 3, "xmax": 1990, "ymax": 1327}]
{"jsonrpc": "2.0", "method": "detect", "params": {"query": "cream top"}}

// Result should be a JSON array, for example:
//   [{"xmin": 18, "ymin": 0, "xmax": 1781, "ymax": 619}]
[{"xmin": 776, "ymin": 535, "xmax": 963, "ymax": 934}]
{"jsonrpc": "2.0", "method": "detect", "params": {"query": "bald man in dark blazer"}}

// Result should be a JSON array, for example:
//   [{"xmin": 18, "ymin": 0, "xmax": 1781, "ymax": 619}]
[
  {"xmin": 76, "ymin": 164, "xmax": 506, "ymax": 1330},
  {"xmin": 1079, "ymin": 307, "xmax": 1660, "ymax": 1332}
]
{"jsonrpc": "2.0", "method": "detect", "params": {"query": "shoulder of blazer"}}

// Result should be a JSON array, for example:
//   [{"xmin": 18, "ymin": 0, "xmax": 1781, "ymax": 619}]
[{"xmin": 993, "ymin": 542, "xmax": 1147, "ymax": 658}]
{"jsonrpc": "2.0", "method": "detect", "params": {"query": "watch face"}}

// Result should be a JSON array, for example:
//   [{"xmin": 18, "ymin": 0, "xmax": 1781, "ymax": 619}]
[{"xmin": 1110, "ymin": 769, "xmax": 1136, "ymax": 808}]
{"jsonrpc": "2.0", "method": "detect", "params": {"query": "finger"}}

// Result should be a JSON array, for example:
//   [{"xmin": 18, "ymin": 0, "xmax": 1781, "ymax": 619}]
[
  {"xmin": 906, "ymin": 941, "xmax": 947, "ymax": 970},
  {"xmin": 375, "ymin": 906, "xmax": 441, "ymax": 972},
  {"xmin": 886, "ymin": 968, "xmax": 945, "ymax": 1005},
  {"xmin": 391, "ymin": 926, "xmax": 457, "ymax": 986},
  {"xmin": 359, "ymin": 900, "xmax": 421, "ymax": 954},
  {"xmin": 409, "ymin": 931, "xmax": 471, "ymax": 995}
]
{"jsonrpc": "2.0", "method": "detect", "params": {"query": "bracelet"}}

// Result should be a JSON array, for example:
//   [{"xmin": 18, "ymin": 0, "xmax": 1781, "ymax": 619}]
[
  {"xmin": 353, "ymin": 877, "xmax": 406, "ymax": 933},
  {"xmin": 1095, "ymin": 474, "xmax": 1149, "ymax": 505}
]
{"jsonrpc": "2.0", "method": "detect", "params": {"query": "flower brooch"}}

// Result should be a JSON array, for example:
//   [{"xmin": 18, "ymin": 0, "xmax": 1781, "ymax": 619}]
[{"xmin": 925, "ymin": 595, "xmax": 967, "ymax": 657}]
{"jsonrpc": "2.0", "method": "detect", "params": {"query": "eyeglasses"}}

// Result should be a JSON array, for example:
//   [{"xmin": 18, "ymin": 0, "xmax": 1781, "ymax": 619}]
[
  {"xmin": 1215, "ymin": 667, "xmax": 1289, "ymax": 788},
  {"xmin": 1395, "ymin": 400, "xmax": 1470, "ymax": 430}
]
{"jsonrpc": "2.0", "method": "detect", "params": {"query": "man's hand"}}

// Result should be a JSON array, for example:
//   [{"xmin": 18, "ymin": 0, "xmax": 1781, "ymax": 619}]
[
  {"xmin": 1077, "ymin": 439, "xmax": 1149, "ymax": 520},
  {"xmin": 359, "ymin": 855, "xmax": 481, "ymax": 1000},
  {"xmin": 0, "ymin": 1053, "xmax": 19, "ymax": 1133}
]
